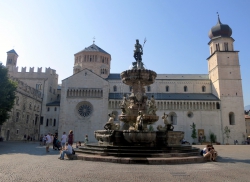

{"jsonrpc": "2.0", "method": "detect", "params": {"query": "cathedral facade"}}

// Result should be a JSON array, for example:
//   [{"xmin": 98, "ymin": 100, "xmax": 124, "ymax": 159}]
[{"xmin": 1, "ymin": 17, "xmax": 246, "ymax": 144}]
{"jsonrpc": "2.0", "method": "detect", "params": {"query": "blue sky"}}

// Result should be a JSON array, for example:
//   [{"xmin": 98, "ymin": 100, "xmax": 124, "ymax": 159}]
[{"xmin": 0, "ymin": 1, "xmax": 249, "ymax": 106}]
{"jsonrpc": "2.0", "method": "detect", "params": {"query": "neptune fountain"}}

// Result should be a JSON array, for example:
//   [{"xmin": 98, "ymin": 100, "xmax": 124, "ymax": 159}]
[{"xmin": 75, "ymin": 40, "xmax": 202, "ymax": 164}]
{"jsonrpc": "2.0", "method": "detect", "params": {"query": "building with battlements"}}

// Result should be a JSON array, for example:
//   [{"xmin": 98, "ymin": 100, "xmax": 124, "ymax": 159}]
[
  {"xmin": 1, "ymin": 49, "xmax": 59, "ymax": 140},
  {"xmin": 0, "ymin": 76, "xmax": 42, "ymax": 140}
]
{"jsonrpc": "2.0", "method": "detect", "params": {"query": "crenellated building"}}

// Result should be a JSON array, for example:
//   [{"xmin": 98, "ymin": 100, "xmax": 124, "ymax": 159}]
[
  {"xmin": 1, "ymin": 49, "xmax": 59, "ymax": 140},
  {"xmin": 0, "ymin": 76, "xmax": 42, "ymax": 140}
]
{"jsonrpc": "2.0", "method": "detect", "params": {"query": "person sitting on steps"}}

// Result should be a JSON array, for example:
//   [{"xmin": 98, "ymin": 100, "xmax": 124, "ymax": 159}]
[
  {"xmin": 209, "ymin": 145, "xmax": 218, "ymax": 161},
  {"xmin": 203, "ymin": 144, "xmax": 217, "ymax": 161},
  {"xmin": 58, "ymin": 142, "xmax": 73, "ymax": 160},
  {"xmin": 76, "ymin": 141, "xmax": 81, "ymax": 148}
]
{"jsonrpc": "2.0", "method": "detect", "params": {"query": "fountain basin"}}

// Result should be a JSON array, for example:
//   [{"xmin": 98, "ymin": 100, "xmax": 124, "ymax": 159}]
[
  {"xmin": 167, "ymin": 131, "xmax": 185, "ymax": 146},
  {"xmin": 119, "ymin": 115, "xmax": 159, "ymax": 125},
  {"xmin": 94, "ymin": 130, "xmax": 115, "ymax": 145},
  {"xmin": 123, "ymin": 130, "xmax": 156, "ymax": 144},
  {"xmin": 120, "ymin": 69, "xmax": 157, "ymax": 86}
]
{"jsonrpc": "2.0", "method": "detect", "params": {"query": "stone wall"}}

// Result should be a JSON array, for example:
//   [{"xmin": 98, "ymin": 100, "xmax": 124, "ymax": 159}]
[
  {"xmin": 1, "ymin": 77, "xmax": 42, "ymax": 141},
  {"xmin": 108, "ymin": 79, "xmax": 212, "ymax": 94},
  {"xmin": 7, "ymin": 63, "xmax": 59, "ymax": 137},
  {"xmin": 58, "ymin": 69, "xmax": 109, "ymax": 143}
]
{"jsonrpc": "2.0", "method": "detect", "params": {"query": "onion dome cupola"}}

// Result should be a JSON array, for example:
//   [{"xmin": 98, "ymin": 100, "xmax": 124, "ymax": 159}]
[{"xmin": 208, "ymin": 14, "xmax": 232, "ymax": 39}]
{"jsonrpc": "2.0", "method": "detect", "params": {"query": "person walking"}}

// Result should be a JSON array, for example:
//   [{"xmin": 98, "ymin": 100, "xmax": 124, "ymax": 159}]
[
  {"xmin": 46, "ymin": 133, "xmax": 52, "ymax": 153},
  {"xmin": 61, "ymin": 132, "xmax": 67, "ymax": 150},
  {"xmin": 23, "ymin": 134, "xmax": 27, "ymax": 142},
  {"xmin": 58, "ymin": 142, "xmax": 72, "ymax": 160},
  {"xmin": 68, "ymin": 130, "xmax": 74, "ymax": 146},
  {"xmin": 51, "ymin": 134, "xmax": 54, "ymax": 148},
  {"xmin": 43, "ymin": 135, "xmax": 47, "ymax": 145},
  {"xmin": 85, "ymin": 135, "xmax": 88, "ymax": 145},
  {"xmin": 53, "ymin": 135, "xmax": 57, "ymax": 150},
  {"xmin": 54, "ymin": 136, "xmax": 61, "ymax": 150},
  {"xmin": 39, "ymin": 135, "xmax": 43, "ymax": 145}
]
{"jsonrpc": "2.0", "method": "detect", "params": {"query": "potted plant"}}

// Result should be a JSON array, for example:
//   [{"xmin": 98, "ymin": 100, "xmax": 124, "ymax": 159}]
[
  {"xmin": 209, "ymin": 132, "xmax": 217, "ymax": 144},
  {"xmin": 190, "ymin": 122, "xmax": 197, "ymax": 145},
  {"xmin": 223, "ymin": 126, "xmax": 231, "ymax": 145}
]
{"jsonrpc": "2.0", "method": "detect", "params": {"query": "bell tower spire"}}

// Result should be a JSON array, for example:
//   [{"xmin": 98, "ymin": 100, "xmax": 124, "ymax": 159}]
[
  {"xmin": 6, "ymin": 49, "xmax": 18, "ymax": 72},
  {"xmin": 207, "ymin": 15, "xmax": 245, "ymax": 144}
]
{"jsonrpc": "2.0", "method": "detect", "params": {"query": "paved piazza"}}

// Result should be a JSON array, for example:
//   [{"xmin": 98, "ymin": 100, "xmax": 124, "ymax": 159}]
[{"xmin": 0, "ymin": 142, "xmax": 250, "ymax": 182}]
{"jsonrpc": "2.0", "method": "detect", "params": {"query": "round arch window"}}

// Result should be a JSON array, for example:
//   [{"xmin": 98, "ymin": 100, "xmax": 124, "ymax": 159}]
[
  {"xmin": 169, "ymin": 112, "xmax": 177, "ymax": 125},
  {"xmin": 77, "ymin": 101, "xmax": 93, "ymax": 118},
  {"xmin": 187, "ymin": 111, "xmax": 193, "ymax": 118}
]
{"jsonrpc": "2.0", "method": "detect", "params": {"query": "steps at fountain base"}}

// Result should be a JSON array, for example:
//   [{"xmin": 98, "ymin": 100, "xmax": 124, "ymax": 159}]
[
  {"xmin": 74, "ymin": 144, "xmax": 203, "ymax": 164},
  {"xmin": 77, "ymin": 144, "xmax": 199, "ymax": 153},
  {"xmin": 76, "ymin": 151, "xmax": 199, "ymax": 158},
  {"xmin": 75, "ymin": 154, "xmax": 204, "ymax": 164}
]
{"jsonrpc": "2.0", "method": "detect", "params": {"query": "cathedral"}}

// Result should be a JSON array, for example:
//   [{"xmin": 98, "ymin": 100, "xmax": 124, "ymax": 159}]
[{"xmin": 0, "ymin": 16, "xmax": 246, "ymax": 144}]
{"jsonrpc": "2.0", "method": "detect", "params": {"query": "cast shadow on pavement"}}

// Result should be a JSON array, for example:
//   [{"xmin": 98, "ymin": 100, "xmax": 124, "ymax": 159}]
[
  {"xmin": 215, "ymin": 156, "xmax": 250, "ymax": 164},
  {"xmin": 0, "ymin": 141, "xmax": 61, "ymax": 156}
]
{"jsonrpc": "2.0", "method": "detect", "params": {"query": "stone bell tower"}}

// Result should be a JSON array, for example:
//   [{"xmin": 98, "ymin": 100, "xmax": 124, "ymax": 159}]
[
  {"xmin": 6, "ymin": 49, "xmax": 18, "ymax": 72},
  {"xmin": 207, "ymin": 14, "xmax": 245, "ymax": 143},
  {"xmin": 73, "ymin": 42, "xmax": 111, "ymax": 78}
]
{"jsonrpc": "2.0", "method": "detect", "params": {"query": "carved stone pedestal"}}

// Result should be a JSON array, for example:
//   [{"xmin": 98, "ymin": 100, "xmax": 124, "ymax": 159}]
[
  {"xmin": 167, "ymin": 131, "xmax": 184, "ymax": 146},
  {"xmin": 94, "ymin": 130, "xmax": 115, "ymax": 145},
  {"xmin": 156, "ymin": 131, "xmax": 167, "ymax": 146},
  {"xmin": 123, "ymin": 130, "xmax": 156, "ymax": 145}
]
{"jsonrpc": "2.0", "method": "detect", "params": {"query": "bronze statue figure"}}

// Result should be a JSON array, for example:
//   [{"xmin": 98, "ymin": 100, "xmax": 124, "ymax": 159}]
[
  {"xmin": 133, "ymin": 39, "xmax": 146, "ymax": 69},
  {"xmin": 134, "ymin": 39, "xmax": 143, "ymax": 61},
  {"xmin": 104, "ymin": 112, "xmax": 120, "ymax": 131},
  {"xmin": 135, "ymin": 111, "xmax": 143, "ymax": 131}
]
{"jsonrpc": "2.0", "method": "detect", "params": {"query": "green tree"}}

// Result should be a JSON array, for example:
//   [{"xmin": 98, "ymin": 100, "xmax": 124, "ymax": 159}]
[
  {"xmin": 209, "ymin": 131, "xmax": 217, "ymax": 144},
  {"xmin": 0, "ymin": 63, "xmax": 17, "ymax": 125},
  {"xmin": 190, "ymin": 122, "xmax": 197, "ymax": 144}
]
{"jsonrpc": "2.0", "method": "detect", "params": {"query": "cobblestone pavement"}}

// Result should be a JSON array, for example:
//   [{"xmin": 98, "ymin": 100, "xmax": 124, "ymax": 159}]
[{"xmin": 0, "ymin": 142, "xmax": 250, "ymax": 182}]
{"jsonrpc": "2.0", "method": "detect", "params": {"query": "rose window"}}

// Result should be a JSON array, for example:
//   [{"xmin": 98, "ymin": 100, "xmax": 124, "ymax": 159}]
[{"xmin": 78, "ymin": 104, "xmax": 92, "ymax": 117}]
